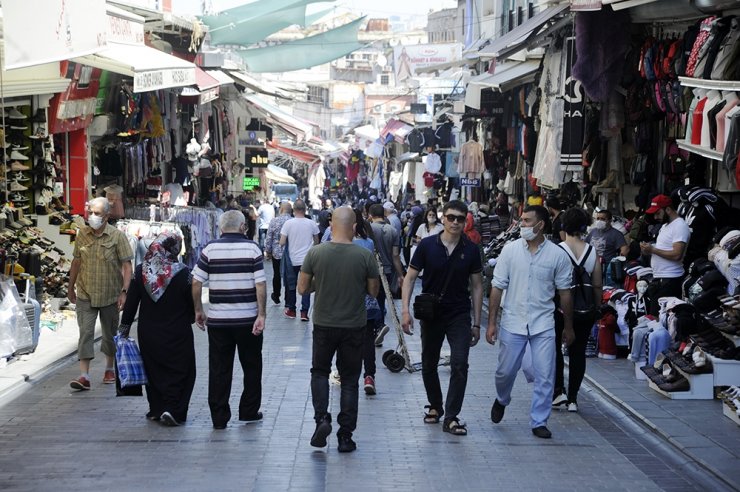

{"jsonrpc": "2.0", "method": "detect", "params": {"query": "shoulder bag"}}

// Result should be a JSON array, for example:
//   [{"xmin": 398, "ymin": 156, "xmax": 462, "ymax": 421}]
[{"xmin": 413, "ymin": 243, "xmax": 461, "ymax": 321}]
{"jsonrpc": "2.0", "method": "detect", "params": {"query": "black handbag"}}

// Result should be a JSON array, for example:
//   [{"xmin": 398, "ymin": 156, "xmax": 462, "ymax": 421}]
[{"xmin": 413, "ymin": 243, "xmax": 460, "ymax": 322}]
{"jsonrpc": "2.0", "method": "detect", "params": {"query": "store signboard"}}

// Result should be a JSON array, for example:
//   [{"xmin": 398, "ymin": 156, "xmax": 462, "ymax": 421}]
[
  {"xmin": 135, "ymin": 68, "xmax": 195, "ymax": 92},
  {"xmin": 561, "ymin": 36, "xmax": 585, "ymax": 166},
  {"xmin": 393, "ymin": 43, "xmax": 462, "ymax": 82},
  {"xmin": 245, "ymin": 149, "xmax": 269, "ymax": 168},
  {"xmin": 460, "ymin": 178, "xmax": 481, "ymax": 187},
  {"xmin": 107, "ymin": 12, "xmax": 146, "ymax": 45},
  {"xmin": 243, "ymin": 176, "xmax": 261, "ymax": 191},
  {"xmin": 2, "ymin": 0, "xmax": 107, "ymax": 70}
]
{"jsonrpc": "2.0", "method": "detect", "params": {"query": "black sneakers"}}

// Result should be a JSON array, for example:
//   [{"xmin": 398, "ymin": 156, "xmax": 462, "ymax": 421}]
[
  {"xmin": 337, "ymin": 434, "xmax": 357, "ymax": 453},
  {"xmin": 310, "ymin": 415, "xmax": 332, "ymax": 448},
  {"xmin": 532, "ymin": 426, "xmax": 552, "ymax": 439}
]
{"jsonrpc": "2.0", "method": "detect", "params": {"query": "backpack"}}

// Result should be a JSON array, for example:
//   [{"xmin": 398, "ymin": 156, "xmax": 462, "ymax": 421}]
[{"xmin": 559, "ymin": 244, "xmax": 600, "ymax": 324}]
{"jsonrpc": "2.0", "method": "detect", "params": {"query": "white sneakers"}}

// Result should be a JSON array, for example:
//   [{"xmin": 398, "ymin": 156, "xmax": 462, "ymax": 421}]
[
  {"xmin": 10, "ymin": 150, "xmax": 28, "ymax": 161},
  {"xmin": 10, "ymin": 180, "xmax": 28, "ymax": 191},
  {"xmin": 552, "ymin": 394, "xmax": 568, "ymax": 407},
  {"xmin": 7, "ymin": 108, "xmax": 26, "ymax": 119},
  {"xmin": 567, "ymin": 402, "xmax": 578, "ymax": 412}
]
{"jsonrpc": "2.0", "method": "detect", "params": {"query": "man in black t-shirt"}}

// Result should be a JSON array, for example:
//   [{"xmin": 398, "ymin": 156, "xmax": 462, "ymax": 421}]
[{"xmin": 545, "ymin": 197, "xmax": 564, "ymax": 244}]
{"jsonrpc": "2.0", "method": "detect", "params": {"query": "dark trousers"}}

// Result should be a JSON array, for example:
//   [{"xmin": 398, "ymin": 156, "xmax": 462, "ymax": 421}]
[
  {"xmin": 647, "ymin": 276, "xmax": 684, "ymax": 316},
  {"xmin": 271, "ymin": 257, "xmax": 282, "ymax": 301},
  {"xmin": 420, "ymin": 311, "xmax": 471, "ymax": 421},
  {"xmin": 363, "ymin": 316, "xmax": 381, "ymax": 378},
  {"xmin": 311, "ymin": 324, "xmax": 364, "ymax": 436},
  {"xmin": 554, "ymin": 312, "xmax": 591, "ymax": 403},
  {"xmin": 285, "ymin": 265, "xmax": 311, "ymax": 312},
  {"xmin": 207, "ymin": 325, "xmax": 263, "ymax": 426},
  {"xmin": 375, "ymin": 272, "xmax": 392, "ymax": 321}
]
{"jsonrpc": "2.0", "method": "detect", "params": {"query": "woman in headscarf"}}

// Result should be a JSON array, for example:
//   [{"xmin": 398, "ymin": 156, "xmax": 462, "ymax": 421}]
[{"xmin": 119, "ymin": 232, "xmax": 195, "ymax": 427}]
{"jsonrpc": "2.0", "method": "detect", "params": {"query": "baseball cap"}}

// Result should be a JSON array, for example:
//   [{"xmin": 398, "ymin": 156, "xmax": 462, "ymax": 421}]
[
  {"xmin": 645, "ymin": 194, "xmax": 672, "ymax": 214},
  {"xmin": 383, "ymin": 201, "xmax": 395, "ymax": 211}
]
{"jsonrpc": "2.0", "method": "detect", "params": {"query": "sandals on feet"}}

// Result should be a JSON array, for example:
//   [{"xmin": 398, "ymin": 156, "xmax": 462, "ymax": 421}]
[
  {"xmin": 423, "ymin": 405, "xmax": 443, "ymax": 424},
  {"xmin": 443, "ymin": 418, "xmax": 468, "ymax": 436}
]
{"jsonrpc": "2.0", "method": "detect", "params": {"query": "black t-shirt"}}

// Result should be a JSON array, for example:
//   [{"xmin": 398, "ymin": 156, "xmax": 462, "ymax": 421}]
[{"xmin": 550, "ymin": 213, "xmax": 563, "ymax": 244}]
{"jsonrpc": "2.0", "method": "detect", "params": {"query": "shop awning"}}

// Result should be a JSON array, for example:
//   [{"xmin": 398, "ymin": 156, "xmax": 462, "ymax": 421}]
[
  {"xmin": 264, "ymin": 163, "xmax": 296, "ymax": 183},
  {"xmin": 73, "ymin": 42, "xmax": 197, "ymax": 93},
  {"xmin": 478, "ymin": 4, "xmax": 569, "ymax": 60},
  {"xmin": 415, "ymin": 59, "xmax": 473, "ymax": 75},
  {"xmin": 268, "ymin": 141, "xmax": 321, "ymax": 164},
  {"xmin": 229, "ymin": 71, "xmax": 290, "ymax": 99},
  {"xmin": 245, "ymin": 93, "xmax": 313, "ymax": 142},
  {"xmin": 206, "ymin": 70, "xmax": 235, "ymax": 86},
  {"xmin": 465, "ymin": 60, "xmax": 541, "ymax": 108},
  {"xmin": 380, "ymin": 119, "xmax": 414, "ymax": 144}
]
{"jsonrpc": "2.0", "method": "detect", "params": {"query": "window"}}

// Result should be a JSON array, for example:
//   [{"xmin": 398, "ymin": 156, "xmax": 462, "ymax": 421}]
[
  {"xmin": 307, "ymin": 85, "xmax": 329, "ymax": 108},
  {"xmin": 380, "ymin": 75, "xmax": 390, "ymax": 85},
  {"xmin": 362, "ymin": 54, "xmax": 372, "ymax": 60}
]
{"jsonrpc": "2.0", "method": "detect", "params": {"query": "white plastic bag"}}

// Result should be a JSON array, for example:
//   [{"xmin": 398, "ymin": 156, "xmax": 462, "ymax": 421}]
[{"xmin": 0, "ymin": 276, "xmax": 32, "ymax": 357}]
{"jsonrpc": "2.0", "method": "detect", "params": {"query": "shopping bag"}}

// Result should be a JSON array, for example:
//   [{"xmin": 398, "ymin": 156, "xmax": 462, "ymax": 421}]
[{"xmin": 114, "ymin": 334, "xmax": 148, "ymax": 387}]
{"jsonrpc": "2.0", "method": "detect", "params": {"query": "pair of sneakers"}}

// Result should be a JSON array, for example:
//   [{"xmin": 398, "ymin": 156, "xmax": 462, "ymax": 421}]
[
  {"xmin": 552, "ymin": 393, "xmax": 578, "ymax": 412},
  {"xmin": 310, "ymin": 415, "xmax": 356, "ymax": 453},
  {"xmin": 69, "ymin": 370, "xmax": 116, "ymax": 390},
  {"xmin": 284, "ymin": 308, "xmax": 309, "ymax": 321}
]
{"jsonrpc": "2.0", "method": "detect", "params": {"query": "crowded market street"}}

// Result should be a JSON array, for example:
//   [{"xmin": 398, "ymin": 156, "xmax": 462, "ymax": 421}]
[{"xmin": 0, "ymin": 266, "xmax": 735, "ymax": 492}]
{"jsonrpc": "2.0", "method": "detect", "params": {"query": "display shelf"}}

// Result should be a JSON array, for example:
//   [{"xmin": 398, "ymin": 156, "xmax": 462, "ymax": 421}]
[
  {"xmin": 34, "ymin": 215, "xmax": 74, "ymax": 258},
  {"xmin": 634, "ymin": 359, "xmax": 648, "ymax": 381},
  {"xmin": 707, "ymin": 354, "xmax": 740, "ymax": 387},
  {"xmin": 676, "ymin": 139, "xmax": 723, "ymax": 161},
  {"xmin": 648, "ymin": 371, "xmax": 714, "ymax": 399},
  {"xmin": 678, "ymin": 76, "xmax": 740, "ymax": 91},
  {"xmin": 722, "ymin": 401, "xmax": 740, "ymax": 426}
]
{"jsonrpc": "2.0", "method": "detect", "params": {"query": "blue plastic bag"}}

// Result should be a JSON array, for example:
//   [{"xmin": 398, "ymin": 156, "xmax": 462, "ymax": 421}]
[{"xmin": 114, "ymin": 334, "xmax": 148, "ymax": 387}]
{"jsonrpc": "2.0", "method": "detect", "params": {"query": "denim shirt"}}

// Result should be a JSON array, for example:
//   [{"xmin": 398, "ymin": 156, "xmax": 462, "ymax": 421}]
[{"xmin": 492, "ymin": 238, "xmax": 572, "ymax": 336}]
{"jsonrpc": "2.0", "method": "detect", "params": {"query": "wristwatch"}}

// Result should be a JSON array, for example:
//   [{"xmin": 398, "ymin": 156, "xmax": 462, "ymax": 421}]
[{"xmin": 121, "ymin": 288, "xmax": 128, "ymax": 294}]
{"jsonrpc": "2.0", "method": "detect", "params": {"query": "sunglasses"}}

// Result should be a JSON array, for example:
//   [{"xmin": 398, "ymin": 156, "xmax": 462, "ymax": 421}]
[{"xmin": 444, "ymin": 214, "xmax": 466, "ymax": 223}]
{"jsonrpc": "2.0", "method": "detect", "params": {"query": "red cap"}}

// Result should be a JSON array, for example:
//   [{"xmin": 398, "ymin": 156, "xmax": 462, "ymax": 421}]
[{"xmin": 645, "ymin": 194, "xmax": 672, "ymax": 214}]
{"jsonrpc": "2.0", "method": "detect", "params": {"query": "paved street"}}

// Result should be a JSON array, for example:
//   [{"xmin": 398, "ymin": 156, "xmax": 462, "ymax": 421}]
[{"xmin": 0, "ymin": 266, "xmax": 732, "ymax": 492}]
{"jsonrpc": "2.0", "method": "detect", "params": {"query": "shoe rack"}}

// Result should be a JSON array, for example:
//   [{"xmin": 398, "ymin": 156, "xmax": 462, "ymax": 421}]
[{"xmin": 648, "ymin": 369, "xmax": 714, "ymax": 400}]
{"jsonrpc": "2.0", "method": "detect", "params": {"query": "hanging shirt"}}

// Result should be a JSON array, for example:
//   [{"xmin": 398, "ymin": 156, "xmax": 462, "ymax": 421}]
[
  {"xmin": 458, "ymin": 140, "xmax": 484, "ymax": 174},
  {"xmin": 423, "ymin": 152, "xmax": 442, "ymax": 174}
]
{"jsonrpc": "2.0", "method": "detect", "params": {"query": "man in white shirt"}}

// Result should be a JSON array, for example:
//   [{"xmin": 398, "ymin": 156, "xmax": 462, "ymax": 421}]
[
  {"xmin": 257, "ymin": 199, "xmax": 275, "ymax": 251},
  {"xmin": 640, "ymin": 194, "xmax": 691, "ymax": 316},
  {"xmin": 280, "ymin": 199, "xmax": 319, "ymax": 321},
  {"xmin": 486, "ymin": 205, "xmax": 574, "ymax": 439}
]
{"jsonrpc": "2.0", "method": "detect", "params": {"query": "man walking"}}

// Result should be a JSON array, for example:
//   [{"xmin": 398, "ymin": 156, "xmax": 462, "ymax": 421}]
[
  {"xmin": 640, "ymin": 194, "xmax": 691, "ymax": 316},
  {"xmin": 487, "ymin": 205, "xmax": 574, "ymax": 439},
  {"xmin": 298, "ymin": 207, "xmax": 380, "ymax": 452},
  {"xmin": 369, "ymin": 203, "xmax": 405, "ymax": 345},
  {"xmin": 585, "ymin": 208, "xmax": 628, "ymax": 274},
  {"xmin": 265, "ymin": 201, "xmax": 292, "ymax": 305},
  {"xmin": 67, "ymin": 197, "xmax": 133, "ymax": 390},
  {"xmin": 192, "ymin": 210, "xmax": 266, "ymax": 430},
  {"xmin": 400, "ymin": 200, "xmax": 483, "ymax": 436},
  {"xmin": 256, "ymin": 199, "xmax": 275, "ymax": 251},
  {"xmin": 280, "ymin": 199, "xmax": 319, "ymax": 321},
  {"xmin": 383, "ymin": 201, "xmax": 402, "ymax": 236}
]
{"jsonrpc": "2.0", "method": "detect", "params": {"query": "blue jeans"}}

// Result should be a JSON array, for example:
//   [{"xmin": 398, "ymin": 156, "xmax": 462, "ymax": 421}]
[
  {"xmin": 420, "ymin": 311, "xmax": 472, "ymax": 421},
  {"xmin": 285, "ymin": 266, "xmax": 310, "ymax": 313},
  {"xmin": 495, "ymin": 327, "xmax": 555, "ymax": 429},
  {"xmin": 258, "ymin": 229, "xmax": 268, "ymax": 250}
]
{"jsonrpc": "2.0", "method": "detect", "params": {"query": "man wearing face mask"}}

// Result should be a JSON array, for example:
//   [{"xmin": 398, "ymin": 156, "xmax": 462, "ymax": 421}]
[
  {"xmin": 486, "ymin": 206, "xmax": 574, "ymax": 439},
  {"xmin": 67, "ymin": 197, "xmax": 134, "ymax": 391},
  {"xmin": 585, "ymin": 209, "xmax": 628, "ymax": 273},
  {"xmin": 640, "ymin": 195, "xmax": 690, "ymax": 316}
]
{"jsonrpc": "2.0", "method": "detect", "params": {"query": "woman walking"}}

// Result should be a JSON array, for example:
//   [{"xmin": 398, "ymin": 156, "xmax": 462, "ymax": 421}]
[
  {"xmin": 552, "ymin": 208, "xmax": 603, "ymax": 412},
  {"xmin": 119, "ymin": 232, "xmax": 196, "ymax": 426}
]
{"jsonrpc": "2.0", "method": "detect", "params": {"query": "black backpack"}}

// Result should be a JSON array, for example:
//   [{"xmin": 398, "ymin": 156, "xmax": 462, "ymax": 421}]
[{"xmin": 559, "ymin": 244, "xmax": 600, "ymax": 323}]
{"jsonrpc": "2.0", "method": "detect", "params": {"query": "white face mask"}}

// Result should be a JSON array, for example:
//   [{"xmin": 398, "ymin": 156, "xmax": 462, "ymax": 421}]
[
  {"xmin": 88, "ymin": 215, "xmax": 105, "ymax": 229},
  {"xmin": 520, "ymin": 224, "xmax": 538, "ymax": 241},
  {"xmin": 594, "ymin": 220, "xmax": 607, "ymax": 230},
  {"xmin": 636, "ymin": 281, "xmax": 648, "ymax": 295}
]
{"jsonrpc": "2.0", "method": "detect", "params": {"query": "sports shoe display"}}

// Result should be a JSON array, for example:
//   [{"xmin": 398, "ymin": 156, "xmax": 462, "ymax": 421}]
[
  {"xmin": 363, "ymin": 375, "xmax": 376, "ymax": 395},
  {"xmin": 10, "ymin": 150, "xmax": 28, "ymax": 161},
  {"xmin": 12, "ymin": 172, "xmax": 30, "ymax": 182},
  {"xmin": 7, "ymin": 108, "xmax": 26, "ymax": 119},
  {"xmin": 10, "ymin": 161, "xmax": 30, "ymax": 171},
  {"xmin": 10, "ymin": 180, "xmax": 28, "ymax": 191}
]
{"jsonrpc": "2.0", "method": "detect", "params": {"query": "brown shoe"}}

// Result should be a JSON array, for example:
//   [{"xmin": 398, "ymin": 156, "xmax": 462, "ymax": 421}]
[
  {"xmin": 103, "ymin": 370, "xmax": 116, "ymax": 384},
  {"xmin": 70, "ymin": 376, "xmax": 91, "ymax": 391}
]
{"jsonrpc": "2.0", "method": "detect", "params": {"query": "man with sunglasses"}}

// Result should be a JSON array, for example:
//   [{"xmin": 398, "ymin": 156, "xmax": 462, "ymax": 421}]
[
  {"xmin": 401, "ymin": 200, "xmax": 483, "ymax": 437},
  {"xmin": 486, "ymin": 205, "xmax": 574, "ymax": 439}
]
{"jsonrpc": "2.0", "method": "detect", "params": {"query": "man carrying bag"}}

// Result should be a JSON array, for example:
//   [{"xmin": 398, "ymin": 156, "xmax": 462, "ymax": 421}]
[{"xmin": 401, "ymin": 200, "xmax": 483, "ymax": 437}]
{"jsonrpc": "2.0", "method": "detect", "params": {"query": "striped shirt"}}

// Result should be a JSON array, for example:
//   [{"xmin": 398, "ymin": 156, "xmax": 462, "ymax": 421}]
[{"xmin": 192, "ymin": 233, "xmax": 265, "ymax": 328}]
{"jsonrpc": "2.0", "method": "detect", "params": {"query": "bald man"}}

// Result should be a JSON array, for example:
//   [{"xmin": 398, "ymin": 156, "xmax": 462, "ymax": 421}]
[{"xmin": 298, "ymin": 207, "xmax": 380, "ymax": 453}]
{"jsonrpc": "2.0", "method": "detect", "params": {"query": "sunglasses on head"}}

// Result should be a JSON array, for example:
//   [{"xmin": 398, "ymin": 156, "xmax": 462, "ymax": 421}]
[{"xmin": 444, "ymin": 214, "xmax": 466, "ymax": 223}]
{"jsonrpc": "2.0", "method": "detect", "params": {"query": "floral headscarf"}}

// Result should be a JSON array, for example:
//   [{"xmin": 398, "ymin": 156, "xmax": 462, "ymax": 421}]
[{"xmin": 142, "ymin": 231, "xmax": 186, "ymax": 302}]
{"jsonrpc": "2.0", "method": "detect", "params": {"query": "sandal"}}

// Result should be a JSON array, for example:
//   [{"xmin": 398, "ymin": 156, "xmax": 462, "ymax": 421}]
[
  {"xmin": 423, "ymin": 405, "xmax": 443, "ymax": 424},
  {"xmin": 443, "ymin": 418, "xmax": 468, "ymax": 436}
]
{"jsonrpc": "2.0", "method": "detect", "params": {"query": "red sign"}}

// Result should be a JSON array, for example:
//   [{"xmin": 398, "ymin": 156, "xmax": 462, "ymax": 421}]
[{"xmin": 48, "ymin": 62, "xmax": 102, "ymax": 134}]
